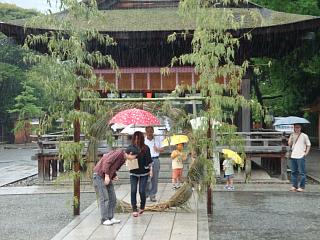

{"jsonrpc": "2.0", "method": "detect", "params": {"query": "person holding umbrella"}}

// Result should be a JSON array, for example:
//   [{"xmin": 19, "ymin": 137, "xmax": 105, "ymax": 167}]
[
  {"xmin": 161, "ymin": 135, "xmax": 189, "ymax": 190},
  {"xmin": 145, "ymin": 126, "xmax": 163, "ymax": 202},
  {"xmin": 221, "ymin": 149, "xmax": 244, "ymax": 191},
  {"xmin": 171, "ymin": 143, "xmax": 188, "ymax": 189},
  {"xmin": 288, "ymin": 124, "xmax": 311, "ymax": 192},
  {"xmin": 130, "ymin": 131, "xmax": 153, "ymax": 217}
]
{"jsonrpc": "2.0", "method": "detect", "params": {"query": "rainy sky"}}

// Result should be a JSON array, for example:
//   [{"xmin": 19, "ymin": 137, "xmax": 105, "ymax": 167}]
[{"xmin": 1, "ymin": 0, "xmax": 60, "ymax": 12}]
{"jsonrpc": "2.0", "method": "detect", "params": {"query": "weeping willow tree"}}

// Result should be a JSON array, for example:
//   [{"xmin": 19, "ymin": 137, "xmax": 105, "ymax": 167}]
[
  {"xmin": 116, "ymin": 0, "xmax": 262, "ymax": 213},
  {"xmin": 21, "ymin": 0, "xmax": 263, "ymax": 215},
  {"xmin": 23, "ymin": 0, "xmax": 118, "ymax": 215}
]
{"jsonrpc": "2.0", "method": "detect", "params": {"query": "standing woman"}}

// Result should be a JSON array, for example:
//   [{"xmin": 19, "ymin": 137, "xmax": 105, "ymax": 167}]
[{"xmin": 130, "ymin": 131, "xmax": 153, "ymax": 217}]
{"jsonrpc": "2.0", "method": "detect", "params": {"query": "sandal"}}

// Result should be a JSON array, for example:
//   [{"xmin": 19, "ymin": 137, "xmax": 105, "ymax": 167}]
[
  {"xmin": 289, "ymin": 187, "xmax": 297, "ymax": 192},
  {"xmin": 132, "ymin": 211, "xmax": 139, "ymax": 217},
  {"xmin": 138, "ymin": 209, "xmax": 144, "ymax": 215},
  {"xmin": 297, "ymin": 188, "xmax": 305, "ymax": 192}
]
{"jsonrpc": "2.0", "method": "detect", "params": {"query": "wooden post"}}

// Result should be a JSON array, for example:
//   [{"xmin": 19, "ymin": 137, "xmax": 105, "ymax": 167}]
[
  {"xmin": 73, "ymin": 95, "xmax": 81, "ymax": 216},
  {"xmin": 207, "ymin": 119, "xmax": 212, "ymax": 214},
  {"xmin": 38, "ymin": 155, "xmax": 44, "ymax": 182},
  {"xmin": 51, "ymin": 159, "xmax": 58, "ymax": 178},
  {"xmin": 280, "ymin": 134, "xmax": 288, "ymax": 180},
  {"xmin": 318, "ymin": 112, "xmax": 320, "ymax": 148},
  {"xmin": 280, "ymin": 153, "xmax": 288, "ymax": 180},
  {"xmin": 241, "ymin": 76, "xmax": 251, "ymax": 132},
  {"xmin": 245, "ymin": 155, "xmax": 251, "ymax": 183},
  {"xmin": 44, "ymin": 159, "xmax": 50, "ymax": 180},
  {"xmin": 242, "ymin": 76, "xmax": 251, "ymax": 181}
]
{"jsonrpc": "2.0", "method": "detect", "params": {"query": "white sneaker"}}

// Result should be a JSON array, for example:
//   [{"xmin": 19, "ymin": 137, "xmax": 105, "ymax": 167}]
[
  {"xmin": 110, "ymin": 218, "xmax": 121, "ymax": 224},
  {"xmin": 102, "ymin": 219, "xmax": 113, "ymax": 226}
]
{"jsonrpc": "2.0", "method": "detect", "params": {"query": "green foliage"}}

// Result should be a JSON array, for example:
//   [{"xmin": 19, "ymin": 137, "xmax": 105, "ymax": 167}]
[
  {"xmin": 0, "ymin": 40, "xmax": 29, "ymax": 68},
  {"xmin": 0, "ymin": 62, "xmax": 25, "ymax": 142},
  {"xmin": 252, "ymin": 41, "xmax": 320, "ymax": 117},
  {"xmin": 0, "ymin": 3, "xmax": 39, "ymax": 22},
  {"xmin": 0, "ymin": 63, "xmax": 24, "ymax": 113},
  {"xmin": 59, "ymin": 141, "xmax": 85, "ymax": 166},
  {"xmin": 22, "ymin": 1, "xmax": 118, "ymax": 186},
  {"xmin": 252, "ymin": 0, "xmax": 320, "ymax": 16},
  {"xmin": 166, "ymin": 0, "xmax": 262, "ymax": 188},
  {"xmin": 8, "ymin": 82, "xmax": 42, "ymax": 134},
  {"xmin": 250, "ymin": 1, "xmax": 320, "ymax": 123},
  {"xmin": 0, "ymin": 3, "xmax": 39, "ymax": 142}
]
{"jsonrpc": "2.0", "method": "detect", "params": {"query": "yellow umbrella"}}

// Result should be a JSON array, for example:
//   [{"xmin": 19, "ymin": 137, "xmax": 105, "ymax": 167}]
[
  {"xmin": 161, "ymin": 135, "xmax": 189, "ymax": 147},
  {"xmin": 222, "ymin": 149, "xmax": 244, "ymax": 166}
]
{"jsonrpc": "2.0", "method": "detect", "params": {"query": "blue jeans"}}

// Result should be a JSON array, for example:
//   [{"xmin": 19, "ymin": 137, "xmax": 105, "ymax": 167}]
[
  {"xmin": 290, "ymin": 157, "xmax": 306, "ymax": 189},
  {"xmin": 130, "ymin": 175, "xmax": 148, "ymax": 211},
  {"xmin": 93, "ymin": 174, "xmax": 116, "ymax": 223},
  {"xmin": 147, "ymin": 157, "xmax": 160, "ymax": 198}
]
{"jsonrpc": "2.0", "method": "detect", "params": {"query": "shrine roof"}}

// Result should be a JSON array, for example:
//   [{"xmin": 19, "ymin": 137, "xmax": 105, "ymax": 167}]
[{"xmin": 3, "ymin": 5, "xmax": 319, "ymax": 33}]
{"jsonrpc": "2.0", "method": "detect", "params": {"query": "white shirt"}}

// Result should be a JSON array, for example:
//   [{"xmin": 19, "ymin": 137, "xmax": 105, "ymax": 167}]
[
  {"xmin": 144, "ymin": 136, "xmax": 162, "ymax": 158},
  {"xmin": 289, "ymin": 132, "xmax": 311, "ymax": 159}
]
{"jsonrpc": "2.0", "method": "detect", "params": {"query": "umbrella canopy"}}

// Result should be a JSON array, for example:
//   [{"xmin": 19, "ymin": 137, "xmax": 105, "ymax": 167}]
[
  {"xmin": 109, "ymin": 108, "xmax": 160, "ymax": 126},
  {"xmin": 273, "ymin": 116, "xmax": 310, "ymax": 126},
  {"xmin": 222, "ymin": 149, "xmax": 244, "ymax": 166},
  {"xmin": 120, "ymin": 124, "xmax": 165, "ymax": 135},
  {"xmin": 161, "ymin": 135, "xmax": 189, "ymax": 147},
  {"xmin": 110, "ymin": 122, "xmax": 127, "ymax": 131},
  {"xmin": 190, "ymin": 117, "xmax": 221, "ymax": 131}
]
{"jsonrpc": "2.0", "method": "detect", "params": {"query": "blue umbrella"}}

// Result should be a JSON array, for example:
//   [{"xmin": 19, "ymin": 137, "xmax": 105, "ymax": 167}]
[{"xmin": 273, "ymin": 116, "xmax": 310, "ymax": 126}]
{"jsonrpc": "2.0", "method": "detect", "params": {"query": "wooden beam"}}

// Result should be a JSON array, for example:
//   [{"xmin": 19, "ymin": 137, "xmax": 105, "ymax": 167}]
[
  {"xmin": 81, "ymin": 96, "xmax": 206, "ymax": 102},
  {"xmin": 95, "ymin": 67, "xmax": 195, "ymax": 74}
]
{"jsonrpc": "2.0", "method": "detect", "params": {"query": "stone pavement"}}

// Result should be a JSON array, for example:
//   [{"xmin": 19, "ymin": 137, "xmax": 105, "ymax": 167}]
[
  {"xmin": 0, "ymin": 144, "xmax": 37, "ymax": 186},
  {"xmin": 305, "ymin": 147, "xmax": 320, "ymax": 181},
  {"xmin": 0, "ymin": 144, "xmax": 319, "ymax": 240},
  {"xmin": 51, "ymin": 183, "xmax": 209, "ymax": 240},
  {"xmin": 48, "ymin": 148, "xmax": 320, "ymax": 240}
]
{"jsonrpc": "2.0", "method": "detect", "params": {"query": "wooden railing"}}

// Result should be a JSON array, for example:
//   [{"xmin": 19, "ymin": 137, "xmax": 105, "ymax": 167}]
[
  {"xmin": 232, "ymin": 131, "xmax": 288, "ymax": 181},
  {"xmin": 216, "ymin": 131, "xmax": 288, "ymax": 152},
  {"xmin": 33, "ymin": 131, "xmax": 289, "ymax": 181},
  {"xmin": 33, "ymin": 133, "xmax": 108, "ymax": 181}
]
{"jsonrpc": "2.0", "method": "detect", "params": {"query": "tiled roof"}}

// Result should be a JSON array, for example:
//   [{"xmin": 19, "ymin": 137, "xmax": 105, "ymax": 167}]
[{"xmin": 7, "ymin": 7, "xmax": 319, "ymax": 32}]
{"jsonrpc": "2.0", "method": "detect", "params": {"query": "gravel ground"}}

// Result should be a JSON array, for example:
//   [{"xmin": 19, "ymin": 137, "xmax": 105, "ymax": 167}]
[{"xmin": 0, "ymin": 192, "xmax": 96, "ymax": 240}]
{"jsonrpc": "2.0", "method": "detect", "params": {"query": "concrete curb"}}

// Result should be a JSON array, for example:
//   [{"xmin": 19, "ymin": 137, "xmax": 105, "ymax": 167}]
[{"xmin": 3, "ymin": 144, "xmax": 38, "ymax": 150}]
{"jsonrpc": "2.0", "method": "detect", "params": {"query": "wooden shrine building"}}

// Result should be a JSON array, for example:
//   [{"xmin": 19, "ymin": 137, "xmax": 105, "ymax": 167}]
[
  {"xmin": 1, "ymin": 1, "xmax": 320, "ymax": 180},
  {"xmin": 1, "ymin": 0, "xmax": 320, "ymax": 132}
]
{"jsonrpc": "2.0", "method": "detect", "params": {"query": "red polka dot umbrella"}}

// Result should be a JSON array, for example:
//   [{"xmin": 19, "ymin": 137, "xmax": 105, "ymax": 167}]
[{"xmin": 109, "ymin": 108, "xmax": 160, "ymax": 126}]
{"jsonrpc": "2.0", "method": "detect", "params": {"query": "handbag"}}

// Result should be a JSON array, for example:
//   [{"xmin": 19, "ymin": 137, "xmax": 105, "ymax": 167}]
[{"xmin": 126, "ymin": 158, "xmax": 139, "ymax": 170}]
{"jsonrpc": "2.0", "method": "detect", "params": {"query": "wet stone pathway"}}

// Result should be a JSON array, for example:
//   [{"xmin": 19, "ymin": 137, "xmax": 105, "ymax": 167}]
[{"xmin": 209, "ymin": 190, "xmax": 320, "ymax": 240}]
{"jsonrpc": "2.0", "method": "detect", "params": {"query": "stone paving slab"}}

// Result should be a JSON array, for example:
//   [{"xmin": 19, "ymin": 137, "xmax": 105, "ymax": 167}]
[
  {"xmin": 52, "ymin": 183, "xmax": 209, "ymax": 240},
  {"xmin": 305, "ymin": 147, "xmax": 320, "ymax": 182},
  {"xmin": 214, "ymin": 183, "xmax": 320, "ymax": 192},
  {"xmin": 0, "ymin": 185, "xmax": 95, "ymax": 195},
  {"xmin": 0, "ymin": 164, "xmax": 37, "ymax": 186},
  {"xmin": 0, "ymin": 146, "xmax": 37, "ymax": 186}
]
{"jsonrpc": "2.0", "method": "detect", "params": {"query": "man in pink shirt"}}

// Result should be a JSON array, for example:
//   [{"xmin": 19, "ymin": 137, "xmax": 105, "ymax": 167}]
[{"xmin": 93, "ymin": 145, "xmax": 139, "ymax": 225}]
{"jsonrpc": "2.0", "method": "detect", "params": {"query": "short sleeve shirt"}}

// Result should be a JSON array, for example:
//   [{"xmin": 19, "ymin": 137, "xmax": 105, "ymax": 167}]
[
  {"xmin": 290, "ymin": 132, "xmax": 311, "ymax": 159},
  {"xmin": 144, "ymin": 136, "xmax": 162, "ymax": 158},
  {"xmin": 223, "ymin": 159, "xmax": 234, "ymax": 176},
  {"xmin": 171, "ymin": 150, "xmax": 186, "ymax": 169}
]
